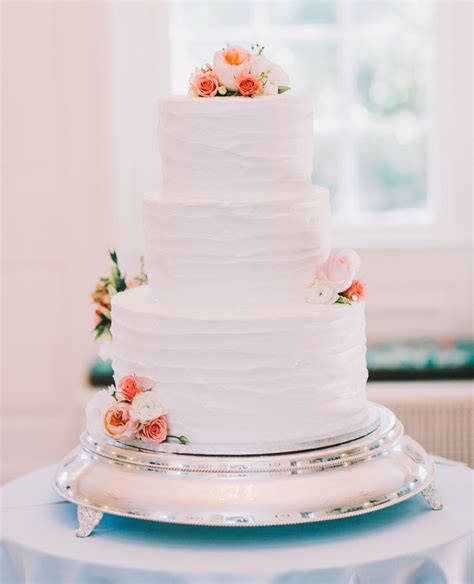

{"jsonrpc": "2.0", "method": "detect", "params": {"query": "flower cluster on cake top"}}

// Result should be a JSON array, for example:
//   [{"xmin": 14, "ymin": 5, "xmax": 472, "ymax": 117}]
[
  {"xmin": 86, "ymin": 374, "xmax": 189, "ymax": 445},
  {"xmin": 305, "ymin": 249, "xmax": 367, "ymax": 305},
  {"xmin": 189, "ymin": 44, "xmax": 290, "ymax": 98}
]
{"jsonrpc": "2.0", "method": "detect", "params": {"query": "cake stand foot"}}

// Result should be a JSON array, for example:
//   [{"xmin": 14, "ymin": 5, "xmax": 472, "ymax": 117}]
[
  {"xmin": 421, "ymin": 482, "xmax": 443, "ymax": 511},
  {"xmin": 76, "ymin": 505, "xmax": 103, "ymax": 537}
]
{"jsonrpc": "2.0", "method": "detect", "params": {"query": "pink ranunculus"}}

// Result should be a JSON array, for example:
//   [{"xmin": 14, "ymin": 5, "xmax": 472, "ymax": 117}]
[
  {"xmin": 315, "ymin": 249, "xmax": 361, "ymax": 293},
  {"xmin": 137, "ymin": 415, "xmax": 168, "ymax": 444},
  {"xmin": 236, "ymin": 71, "xmax": 262, "ymax": 97},
  {"xmin": 213, "ymin": 46, "xmax": 251, "ymax": 91},
  {"xmin": 192, "ymin": 72, "xmax": 219, "ymax": 97},
  {"xmin": 342, "ymin": 279, "xmax": 367, "ymax": 301},
  {"xmin": 223, "ymin": 46, "xmax": 251, "ymax": 66},
  {"xmin": 119, "ymin": 375, "xmax": 142, "ymax": 401},
  {"xmin": 104, "ymin": 402, "xmax": 139, "ymax": 439}
]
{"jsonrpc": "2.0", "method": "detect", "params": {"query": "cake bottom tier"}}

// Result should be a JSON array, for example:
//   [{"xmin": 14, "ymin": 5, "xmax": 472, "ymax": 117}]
[{"xmin": 110, "ymin": 286, "xmax": 369, "ymax": 452}]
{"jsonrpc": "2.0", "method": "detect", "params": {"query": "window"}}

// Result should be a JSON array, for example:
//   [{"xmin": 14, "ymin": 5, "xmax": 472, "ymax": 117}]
[{"xmin": 169, "ymin": 1, "xmax": 435, "ymax": 230}]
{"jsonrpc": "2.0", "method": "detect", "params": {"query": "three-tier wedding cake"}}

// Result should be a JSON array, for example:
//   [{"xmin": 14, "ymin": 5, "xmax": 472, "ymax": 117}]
[{"xmin": 87, "ymin": 45, "xmax": 372, "ymax": 455}]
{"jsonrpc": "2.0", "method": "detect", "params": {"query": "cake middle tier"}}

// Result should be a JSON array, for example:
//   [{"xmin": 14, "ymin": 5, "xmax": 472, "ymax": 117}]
[{"xmin": 144, "ymin": 188, "xmax": 330, "ymax": 307}]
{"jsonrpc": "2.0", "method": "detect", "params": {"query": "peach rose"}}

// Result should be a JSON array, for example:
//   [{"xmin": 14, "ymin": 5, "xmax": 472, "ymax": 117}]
[
  {"xmin": 342, "ymin": 279, "xmax": 367, "ymax": 301},
  {"xmin": 316, "ymin": 249, "xmax": 361, "ymax": 293},
  {"xmin": 99, "ymin": 294, "xmax": 110, "ymax": 307},
  {"xmin": 104, "ymin": 402, "xmax": 139, "ymax": 439},
  {"xmin": 137, "ymin": 415, "xmax": 168, "ymax": 444},
  {"xmin": 119, "ymin": 375, "xmax": 142, "ymax": 401},
  {"xmin": 213, "ymin": 46, "xmax": 251, "ymax": 90},
  {"xmin": 236, "ymin": 71, "xmax": 262, "ymax": 97},
  {"xmin": 192, "ymin": 72, "xmax": 219, "ymax": 97}
]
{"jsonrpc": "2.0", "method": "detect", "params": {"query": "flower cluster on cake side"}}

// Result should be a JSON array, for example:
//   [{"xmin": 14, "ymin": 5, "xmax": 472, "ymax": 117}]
[
  {"xmin": 189, "ymin": 44, "xmax": 290, "ymax": 98},
  {"xmin": 86, "ymin": 374, "xmax": 189, "ymax": 445},
  {"xmin": 305, "ymin": 249, "xmax": 367, "ymax": 305},
  {"xmin": 92, "ymin": 250, "xmax": 147, "ymax": 341}
]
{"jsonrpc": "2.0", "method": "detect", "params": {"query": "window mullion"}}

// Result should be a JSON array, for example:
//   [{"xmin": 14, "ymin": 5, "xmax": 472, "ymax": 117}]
[{"xmin": 338, "ymin": 0, "xmax": 358, "ymax": 220}]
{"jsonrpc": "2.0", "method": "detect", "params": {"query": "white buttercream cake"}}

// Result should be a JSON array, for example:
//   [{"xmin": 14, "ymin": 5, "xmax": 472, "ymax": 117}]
[{"xmin": 107, "ymin": 92, "xmax": 371, "ymax": 453}]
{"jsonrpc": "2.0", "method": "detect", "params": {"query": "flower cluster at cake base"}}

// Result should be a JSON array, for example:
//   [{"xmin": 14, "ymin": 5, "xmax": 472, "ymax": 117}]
[
  {"xmin": 305, "ymin": 249, "xmax": 367, "ymax": 305},
  {"xmin": 86, "ymin": 374, "xmax": 188, "ymax": 445},
  {"xmin": 92, "ymin": 250, "xmax": 147, "ymax": 343},
  {"xmin": 189, "ymin": 44, "xmax": 290, "ymax": 98}
]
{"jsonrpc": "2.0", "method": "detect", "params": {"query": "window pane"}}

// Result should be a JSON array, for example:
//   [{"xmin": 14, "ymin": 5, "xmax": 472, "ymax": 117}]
[
  {"xmin": 358, "ymin": 133, "xmax": 427, "ymax": 212},
  {"xmin": 264, "ymin": 1, "xmax": 337, "ymax": 25},
  {"xmin": 353, "ymin": 1, "xmax": 433, "ymax": 29},
  {"xmin": 283, "ymin": 42, "xmax": 340, "ymax": 117},
  {"xmin": 176, "ymin": 1, "xmax": 252, "ymax": 28},
  {"xmin": 356, "ymin": 37, "xmax": 431, "ymax": 121},
  {"xmin": 355, "ymin": 2, "xmax": 433, "ymax": 121}
]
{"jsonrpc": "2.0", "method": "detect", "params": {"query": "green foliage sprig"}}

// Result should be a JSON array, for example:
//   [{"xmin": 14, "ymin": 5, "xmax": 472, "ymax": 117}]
[{"xmin": 92, "ymin": 250, "xmax": 147, "ymax": 340}]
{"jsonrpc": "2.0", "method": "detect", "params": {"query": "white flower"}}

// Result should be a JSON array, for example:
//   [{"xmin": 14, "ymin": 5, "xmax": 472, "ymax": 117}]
[
  {"xmin": 249, "ymin": 55, "xmax": 290, "ymax": 95},
  {"xmin": 130, "ymin": 391, "xmax": 165, "ymax": 424},
  {"xmin": 304, "ymin": 280, "xmax": 339, "ymax": 305},
  {"xmin": 213, "ymin": 46, "xmax": 251, "ymax": 91},
  {"xmin": 315, "ymin": 249, "xmax": 361, "ymax": 293},
  {"xmin": 263, "ymin": 82, "xmax": 279, "ymax": 96},
  {"xmin": 86, "ymin": 387, "xmax": 116, "ymax": 438}
]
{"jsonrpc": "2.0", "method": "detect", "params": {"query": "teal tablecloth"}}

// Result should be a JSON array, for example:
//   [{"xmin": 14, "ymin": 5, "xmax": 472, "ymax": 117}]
[{"xmin": 1, "ymin": 459, "xmax": 472, "ymax": 583}]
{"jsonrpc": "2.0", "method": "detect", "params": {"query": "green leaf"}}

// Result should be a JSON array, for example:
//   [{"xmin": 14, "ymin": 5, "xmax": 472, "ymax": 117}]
[
  {"xmin": 109, "ymin": 249, "xmax": 118, "ymax": 265},
  {"xmin": 94, "ymin": 323, "xmax": 106, "ymax": 338},
  {"xmin": 335, "ymin": 295, "xmax": 352, "ymax": 304},
  {"xmin": 116, "ymin": 277, "xmax": 127, "ymax": 292},
  {"xmin": 278, "ymin": 86, "xmax": 291, "ymax": 94},
  {"xmin": 99, "ymin": 306, "xmax": 111, "ymax": 319},
  {"xmin": 108, "ymin": 250, "xmax": 127, "ymax": 291},
  {"xmin": 167, "ymin": 434, "xmax": 190, "ymax": 445}
]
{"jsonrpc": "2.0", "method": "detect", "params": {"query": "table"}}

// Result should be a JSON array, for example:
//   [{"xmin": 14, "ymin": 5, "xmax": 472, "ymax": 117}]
[{"xmin": 1, "ymin": 459, "xmax": 472, "ymax": 584}]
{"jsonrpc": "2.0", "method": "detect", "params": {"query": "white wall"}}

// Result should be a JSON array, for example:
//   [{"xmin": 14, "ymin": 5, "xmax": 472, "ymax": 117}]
[{"xmin": 1, "ymin": 2, "xmax": 114, "ymax": 482}]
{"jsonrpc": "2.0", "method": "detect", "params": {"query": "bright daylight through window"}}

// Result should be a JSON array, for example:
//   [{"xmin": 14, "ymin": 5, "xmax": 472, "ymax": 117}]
[{"xmin": 170, "ymin": 1, "xmax": 434, "ymax": 225}]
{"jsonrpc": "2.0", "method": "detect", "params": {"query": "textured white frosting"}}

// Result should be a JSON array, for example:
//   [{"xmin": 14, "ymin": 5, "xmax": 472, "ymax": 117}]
[
  {"xmin": 143, "ymin": 188, "xmax": 330, "ymax": 307},
  {"xmin": 158, "ymin": 94, "xmax": 313, "ymax": 201},
  {"xmin": 103, "ymin": 92, "xmax": 371, "ymax": 453},
  {"xmin": 111, "ymin": 287, "xmax": 369, "ymax": 449}
]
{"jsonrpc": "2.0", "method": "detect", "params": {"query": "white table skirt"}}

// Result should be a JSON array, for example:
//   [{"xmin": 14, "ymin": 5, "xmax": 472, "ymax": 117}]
[{"xmin": 1, "ymin": 458, "xmax": 472, "ymax": 584}]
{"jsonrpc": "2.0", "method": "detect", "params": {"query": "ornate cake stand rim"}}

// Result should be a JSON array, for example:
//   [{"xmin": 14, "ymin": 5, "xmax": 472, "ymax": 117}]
[
  {"xmin": 79, "ymin": 403, "xmax": 397, "ymax": 474},
  {"xmin": 86, "ymin": 401, "xmax": 385, "ymax": 458}
]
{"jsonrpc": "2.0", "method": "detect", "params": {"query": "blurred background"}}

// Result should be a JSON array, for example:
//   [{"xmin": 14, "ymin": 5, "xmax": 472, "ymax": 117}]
[{"xmin": 1, "ymin": 0, "xmax": 472, "ymax": 483}]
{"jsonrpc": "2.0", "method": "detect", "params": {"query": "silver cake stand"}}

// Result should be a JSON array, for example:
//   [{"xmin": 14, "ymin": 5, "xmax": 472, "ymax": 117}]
[{"xmin": 54, "ymin": 403, "xmax": 442, "ymax": 537}]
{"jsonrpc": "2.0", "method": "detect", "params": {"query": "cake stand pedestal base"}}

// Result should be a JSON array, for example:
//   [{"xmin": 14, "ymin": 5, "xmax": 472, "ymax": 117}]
[{"xmin": 55, "ymin": 403, "xmax": 442, "ymax": 537}]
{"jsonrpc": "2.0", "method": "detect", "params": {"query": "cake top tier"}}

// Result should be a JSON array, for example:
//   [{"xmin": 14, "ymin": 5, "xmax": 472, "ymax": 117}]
[{"xmin": 158, "ymin": 93, "xmax": 314, "ymax": 200}]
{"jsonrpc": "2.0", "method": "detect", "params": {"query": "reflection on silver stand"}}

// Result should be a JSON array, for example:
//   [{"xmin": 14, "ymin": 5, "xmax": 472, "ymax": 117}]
[{"xmin": 55, "ymin": 403, "xmax": 442, "ymax": 537}]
